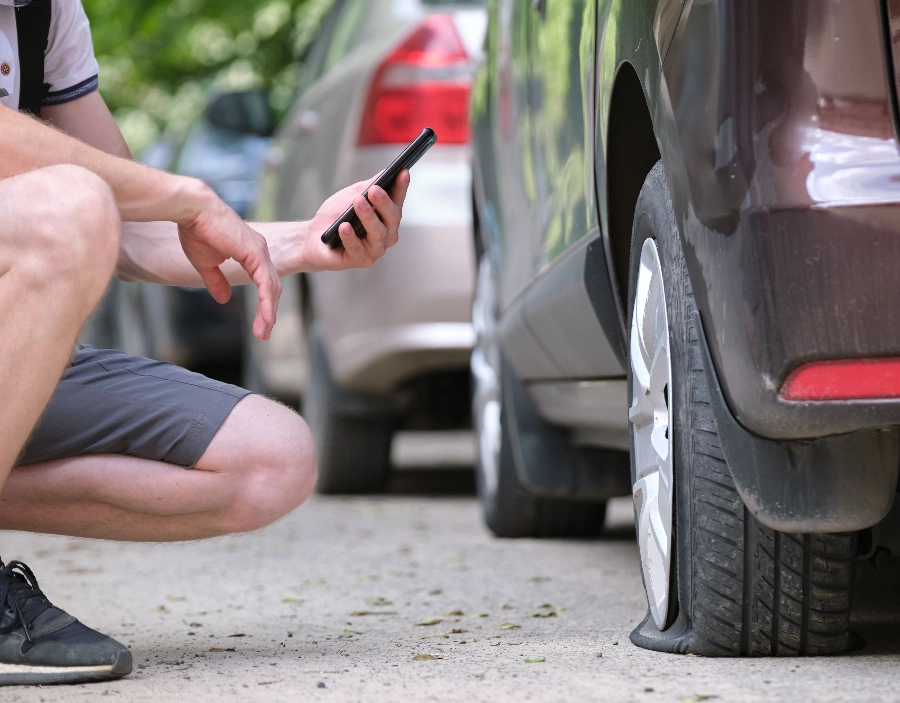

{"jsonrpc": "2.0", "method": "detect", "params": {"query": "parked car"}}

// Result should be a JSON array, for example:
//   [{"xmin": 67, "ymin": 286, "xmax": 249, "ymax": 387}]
[
  {"xmin": 85, "ymin": 90, "xmax": 273, "ymax": 369},
  {"xmin": 471, "ymin": 0, "xmax": 900, "ymax": 657},
  {"xmin": 249, "ymin": 0, "xmax": 488, "ymax": 492}
]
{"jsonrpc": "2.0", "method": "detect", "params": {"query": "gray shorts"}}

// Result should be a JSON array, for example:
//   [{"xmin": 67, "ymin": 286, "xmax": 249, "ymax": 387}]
[{"xmin": 16, "ymin": 349, "xmax": 251, "ymax": 468}]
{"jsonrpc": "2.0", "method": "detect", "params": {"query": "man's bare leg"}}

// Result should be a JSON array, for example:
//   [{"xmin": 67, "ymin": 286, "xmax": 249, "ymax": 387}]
[
  {"xmin": 0, "ymin": 165, "xmax": 120, "ymax": 479},
  {"xmin": 0, "ymin": 394, "xmax": 318, "ymax": 540},
  {"xmin": 0, "ymin": 165, "xmax": 133, "ymax": 686}
]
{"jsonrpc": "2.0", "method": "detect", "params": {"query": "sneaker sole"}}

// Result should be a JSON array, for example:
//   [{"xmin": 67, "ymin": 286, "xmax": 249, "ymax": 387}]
[{"xmin": 0, "ymin": 649, "xmax": 131, "ymax": 686}]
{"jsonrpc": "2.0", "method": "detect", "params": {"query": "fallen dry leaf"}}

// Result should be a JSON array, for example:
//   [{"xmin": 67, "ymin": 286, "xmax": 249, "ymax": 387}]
[
  {"xmin": 413, "ymin": 654, "xmax": 438, "ymax": 661},
  {"xmin": 227, "ymin": 633, "xmax": 247, "ymax": 637},
  {"xmin": 350, "ymin": 610, "xmax": 397, "ymax": 617},
  {"xmin": 416, "ymin": 617, "xmax": 442, "ymax": 626},
  {"xmin": 500, "ymin": 623, "xmax": 521, "ymax": 630},
  {"xmin": 208, "ymin": 648, "xmax": 236, "ymax": 653}
]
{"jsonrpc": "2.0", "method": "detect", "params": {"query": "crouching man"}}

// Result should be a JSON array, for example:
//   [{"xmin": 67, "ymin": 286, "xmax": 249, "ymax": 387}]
[{"xmin": 0, "ymin": 0, "xmax": 409, "ymax": 685}]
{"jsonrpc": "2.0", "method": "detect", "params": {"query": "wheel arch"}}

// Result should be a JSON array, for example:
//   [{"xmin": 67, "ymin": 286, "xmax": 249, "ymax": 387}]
[{"xmin": 604, "ymin": 61, "xmax": 661, "ymax": 321}]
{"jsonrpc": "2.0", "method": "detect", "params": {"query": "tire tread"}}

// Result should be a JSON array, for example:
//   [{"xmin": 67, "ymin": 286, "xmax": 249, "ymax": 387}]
[{"xmin": 632, "ymin": 162, "xmax": 856, "ymax": 657}]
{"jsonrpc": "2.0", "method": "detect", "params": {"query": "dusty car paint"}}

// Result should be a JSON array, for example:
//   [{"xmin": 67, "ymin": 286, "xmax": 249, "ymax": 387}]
[{"xmin": 664, "ymin": 0, "xmax": 900, "ymax": 439}]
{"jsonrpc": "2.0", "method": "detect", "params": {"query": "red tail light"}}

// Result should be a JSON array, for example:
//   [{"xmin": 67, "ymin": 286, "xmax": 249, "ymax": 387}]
[
  {"xmin": 780, "ymin": 358, "xmax": 900, "ymax": 401},
  {"xmin": 358, "ymin": 14, "xmax": 472, "ymax": 146}
]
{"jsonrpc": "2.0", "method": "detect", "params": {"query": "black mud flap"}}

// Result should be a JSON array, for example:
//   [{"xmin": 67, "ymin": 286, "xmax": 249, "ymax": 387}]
[{"xmin": 694, "ymin": 312, "xmax": 898, "ymax": 533}]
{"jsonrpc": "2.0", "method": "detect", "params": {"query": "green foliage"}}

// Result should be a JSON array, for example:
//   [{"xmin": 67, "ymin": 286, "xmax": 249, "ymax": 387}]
[{"xmin": 83, "ymin": 0, "xmax": 335, "ymax": 153}]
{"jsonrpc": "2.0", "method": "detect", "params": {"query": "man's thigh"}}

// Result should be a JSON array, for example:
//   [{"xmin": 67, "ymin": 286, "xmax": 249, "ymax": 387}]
[
  {"xmin": 0, "ymin": 166, "xmax": 119, "ymax": 474},
  {"xmin": 17, "ymin": 348, "xmax": 251, "ymax": 468}
]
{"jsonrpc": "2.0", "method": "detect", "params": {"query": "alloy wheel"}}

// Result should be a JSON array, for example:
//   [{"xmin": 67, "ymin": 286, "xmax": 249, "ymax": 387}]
[{"xmin": 629, "ymin": 237, "xmax": 675, "ymax": 630}]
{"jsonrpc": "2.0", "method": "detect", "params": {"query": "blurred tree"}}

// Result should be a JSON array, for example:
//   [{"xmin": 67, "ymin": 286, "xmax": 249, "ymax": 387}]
[{"xmin": 83, "ymin": 0, "xmax": 334, "ymax": 153}]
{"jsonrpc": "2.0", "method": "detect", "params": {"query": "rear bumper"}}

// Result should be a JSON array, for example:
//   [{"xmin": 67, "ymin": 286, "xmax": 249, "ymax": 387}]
[{"xmin": 695, "ymin": 201, "xmax": 900, "ymax": 440}]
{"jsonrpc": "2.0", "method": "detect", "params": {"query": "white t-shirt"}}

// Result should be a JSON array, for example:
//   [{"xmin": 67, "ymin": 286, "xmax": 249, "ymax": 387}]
[{"xmin": 0, "ymin": 0, "xmax": 99, "ymax": 110}]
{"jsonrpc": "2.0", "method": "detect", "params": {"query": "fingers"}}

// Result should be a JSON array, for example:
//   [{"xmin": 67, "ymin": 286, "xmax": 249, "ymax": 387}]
[
  {"xmin": 251, "ymin": 264, "xmax": 280, "ymax": 341},
  {"xmin": 388, "ymin": 169, "xmax": 411, "ymax": 209},
  {"xmin": 369, "ymin": 185, "xmax": 401, "ymax": 230},
  {"xmin": 198, "ymin": 266, "xmax": 232, "ymax": 305},
  {"xmin": 240, "ymin": 228, "xmax": 281, "ymax": 340},
  {"xmin": 355, "ymin": 193, "xmax": 389, "ymax": 242},
  {"xmin": 337, "ymin": 221, "xmax": 369, "ymax": 263}
]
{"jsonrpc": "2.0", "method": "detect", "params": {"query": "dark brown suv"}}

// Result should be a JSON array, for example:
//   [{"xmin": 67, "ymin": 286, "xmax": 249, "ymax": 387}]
[{"xmin": 470, "ymin": 0, "xmax": 900, "ymax": 656}]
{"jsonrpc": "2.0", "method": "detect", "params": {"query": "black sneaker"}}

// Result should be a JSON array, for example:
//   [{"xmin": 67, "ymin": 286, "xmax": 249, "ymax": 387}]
[{"xmin": 0, "ymin": 559, "xmax": 131, "ymax": 685}]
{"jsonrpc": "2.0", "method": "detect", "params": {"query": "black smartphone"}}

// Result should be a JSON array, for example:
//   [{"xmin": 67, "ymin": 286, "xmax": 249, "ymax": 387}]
[{"xmin": 320, "ymin": 127, "xmax": 437, "ymax": 249}]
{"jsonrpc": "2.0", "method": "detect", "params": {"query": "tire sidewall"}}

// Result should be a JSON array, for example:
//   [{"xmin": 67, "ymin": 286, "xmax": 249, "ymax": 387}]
[
  {"xmin": 626, "ymin": 162, "xmax": 692, "ymax": 631},
  {"xmin": 470, "ymin": 253, "xmax": 531, "ymax": 534}
]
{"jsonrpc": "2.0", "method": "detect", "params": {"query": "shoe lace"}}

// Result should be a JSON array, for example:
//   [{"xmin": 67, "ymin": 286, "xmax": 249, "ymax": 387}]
[{"xmin": 0, "ymin": 560, "xmax": 51, "ymax": 642}]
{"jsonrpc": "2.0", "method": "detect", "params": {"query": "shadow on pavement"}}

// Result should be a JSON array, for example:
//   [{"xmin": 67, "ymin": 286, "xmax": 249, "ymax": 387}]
[
  {"xmin": 851, "ymin": 554, "xmax": 900, "ymax": 656},
  {"xmin": 387, "ymin": 467, "xmax": 477, "ymax": 495}
]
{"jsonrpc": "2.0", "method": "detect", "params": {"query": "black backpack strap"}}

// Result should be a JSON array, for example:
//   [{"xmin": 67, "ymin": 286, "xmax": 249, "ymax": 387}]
[{"xmin": 15, "ymin": 0, "xmax": 51, "ymax": 117}]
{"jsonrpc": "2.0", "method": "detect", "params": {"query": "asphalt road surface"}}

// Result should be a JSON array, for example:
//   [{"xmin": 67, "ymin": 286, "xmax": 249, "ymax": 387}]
[{"xmin": 3, "ymin": 433, "xmax": 900, "ymax": 702}]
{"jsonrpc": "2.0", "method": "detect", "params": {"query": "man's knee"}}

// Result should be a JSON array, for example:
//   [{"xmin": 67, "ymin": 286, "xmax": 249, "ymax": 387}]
[
  {"xmin": 216, "ymin": 401, "xmax": 318, "ymax": 534},
  {"xmin": 18, "ymin": 165, "xmax": 120, "ymax": 281}
]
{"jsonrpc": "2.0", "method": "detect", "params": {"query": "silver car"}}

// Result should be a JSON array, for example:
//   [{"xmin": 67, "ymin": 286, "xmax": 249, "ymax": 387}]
[{"xmin": 249, "ymin": 0, "xmax": 488, "ymax": 492}]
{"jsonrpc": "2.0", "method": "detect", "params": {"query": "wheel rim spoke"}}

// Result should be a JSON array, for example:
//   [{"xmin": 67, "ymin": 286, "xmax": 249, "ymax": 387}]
[{"xmin": 629, "ymin": 238, "xmax": 674, "ymax": 630}]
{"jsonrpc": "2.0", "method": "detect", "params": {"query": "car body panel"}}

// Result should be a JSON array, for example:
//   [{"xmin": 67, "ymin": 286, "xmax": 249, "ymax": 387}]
[
  {"xmin": 529, "ymin": 0, "xmax": 599, "ymax": 266},
  {"xmin": 662, "ymin": 0, "xmax": 900, "ymax": 439},
  {"xmin": 473, "ymin": 0, "xmax": 626, "ymax": 383},
  {"xmin": 497, "ymin": 233, "xmax": 624, "ymax": 381},
  {"xmin": 527, "ymin": 379, "xmax": 629, "ymax": 451}
]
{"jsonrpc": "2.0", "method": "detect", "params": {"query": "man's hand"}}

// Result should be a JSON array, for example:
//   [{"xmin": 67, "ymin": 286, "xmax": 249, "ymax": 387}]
[
  {"xmin": 301, "ymin": 169, "xmax": 410, "ymax": 271},
  {"xmin": 176, "ymin": 181, "xmax": 282, "ymax": 341}
]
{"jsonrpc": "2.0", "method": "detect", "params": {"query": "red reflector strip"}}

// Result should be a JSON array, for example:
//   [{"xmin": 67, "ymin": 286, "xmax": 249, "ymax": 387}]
[{"xmin": 780, "ymin": 358, "xmax": 900, "ymax": 401}]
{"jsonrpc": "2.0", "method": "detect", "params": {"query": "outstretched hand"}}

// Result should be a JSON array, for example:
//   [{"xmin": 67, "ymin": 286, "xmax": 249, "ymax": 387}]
[
  {"xmin": 177, "ymin": 187, "xmax": 282, "ymax": 341},
  {"xmin": 302, "ymin": 169, "xmax": 410, "ymax": 271}
]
